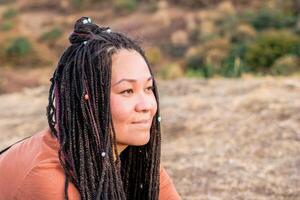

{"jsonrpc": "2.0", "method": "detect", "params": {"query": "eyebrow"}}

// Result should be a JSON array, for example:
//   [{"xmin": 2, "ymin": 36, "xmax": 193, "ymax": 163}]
[{"xmin": 112, "ymin": 76, "xmax": 153, "ymax": 86}]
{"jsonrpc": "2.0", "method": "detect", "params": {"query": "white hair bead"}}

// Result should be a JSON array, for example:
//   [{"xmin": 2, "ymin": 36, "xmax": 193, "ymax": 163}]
[
  {"xmin": 106, "ymin": 29, "xmax": 111, "ymax": 33},
  {"xmin": 101, "ymin": 152, "xmax": 106, "ymax": 157},
  {"xmin": 157, "ymin": 116, "xmax": 161, "ymax": 122},
  {"xmin": 83, "ymin": 41, "xmax": 87, "ymax": 45},
  {"xmin": 87, "ymin": 17, "xmax": 92, "ymax": 23},
  {"xmin": 82, "ymin": 19, "xmax": 88, "ymax": 24}
]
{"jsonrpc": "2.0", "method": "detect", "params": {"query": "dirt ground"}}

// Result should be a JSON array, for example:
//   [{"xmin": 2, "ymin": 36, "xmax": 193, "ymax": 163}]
[{"xmin": 0, "ymin": 77, "xmax": 300, "ymax": 199}]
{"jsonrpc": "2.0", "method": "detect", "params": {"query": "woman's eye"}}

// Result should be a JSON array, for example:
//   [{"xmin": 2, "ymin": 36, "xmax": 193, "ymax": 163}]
[
  {"xmin": 146, "ymin": 86, "xmax": 154, "ymax": 92},
  {"xmin": 120, "ymin": 89, "xmax": 133, "ymax": 95}
]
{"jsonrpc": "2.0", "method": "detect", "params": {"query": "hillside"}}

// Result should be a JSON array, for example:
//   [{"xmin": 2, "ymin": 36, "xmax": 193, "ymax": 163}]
[{"xmin": 1, "ymin": 0, "xmax": 300, "ymax": 93}]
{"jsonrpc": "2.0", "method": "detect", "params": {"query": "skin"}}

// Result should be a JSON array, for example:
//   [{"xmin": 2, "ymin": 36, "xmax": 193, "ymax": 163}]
[{"xmin": 110, "ymin": 49, "xmax": 157, "ymax": 156}]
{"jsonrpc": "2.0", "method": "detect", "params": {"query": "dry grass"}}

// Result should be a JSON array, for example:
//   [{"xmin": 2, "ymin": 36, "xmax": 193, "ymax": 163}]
[{"xmin": 0, "ymin": 77, "xmax": 300, "ymax": 199}]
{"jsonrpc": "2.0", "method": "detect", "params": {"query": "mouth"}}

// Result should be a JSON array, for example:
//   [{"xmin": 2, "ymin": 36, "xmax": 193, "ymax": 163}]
[
  {"xmin": 131, "ymin": 119, "xmax": 152, "ymax": 130},
  {"xmin": 132, "ymin": 119, "xmax": 151, "ymax": 124}
]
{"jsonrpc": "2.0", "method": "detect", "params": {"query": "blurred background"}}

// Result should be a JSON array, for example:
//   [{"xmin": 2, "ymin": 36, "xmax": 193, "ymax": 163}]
[{"xmin": 0, "ymin": 0, "xmax": 300, "ymax": 199}]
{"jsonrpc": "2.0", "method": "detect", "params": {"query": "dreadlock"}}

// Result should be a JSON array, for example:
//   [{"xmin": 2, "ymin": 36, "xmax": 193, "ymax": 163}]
[{"xmin": 46, "ymin": 17, "xmax": 161, "ymax": 200}]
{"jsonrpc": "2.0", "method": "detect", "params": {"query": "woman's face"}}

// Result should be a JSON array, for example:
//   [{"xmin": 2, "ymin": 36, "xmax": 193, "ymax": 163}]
[{"xmin": 110, "ymin": 49, "xmax": 157, "ymax": 150}]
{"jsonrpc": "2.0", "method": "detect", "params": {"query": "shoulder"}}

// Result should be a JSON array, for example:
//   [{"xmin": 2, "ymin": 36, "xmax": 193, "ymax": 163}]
[
  {"xmin": 14, "ymin": 161, "xmax": 80, "ymax": 200},
  {"xmin": 0, "ymin": 129, "xmax": 58, "ymax": 198},
  {"xmin": 159, "ymin": 165, "xmax": 181, "ymax": 200},
  {"xmin": 1, "ymin": 129, "xmax": 79, "ymax": 200},
  {"xmin": 160, "ymin": 165, "xmax": 171, "ymax": 188}
]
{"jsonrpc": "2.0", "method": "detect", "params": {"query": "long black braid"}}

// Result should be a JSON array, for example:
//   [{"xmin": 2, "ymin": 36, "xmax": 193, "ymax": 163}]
[{"xmin": 46, "ymin": 17, "xmax": 161, "ymax": 200}]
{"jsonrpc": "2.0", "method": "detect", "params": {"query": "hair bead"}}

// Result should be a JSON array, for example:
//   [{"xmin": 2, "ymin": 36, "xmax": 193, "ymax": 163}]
[
  {"xmin": 157, "ymin": 116, "xmax": 161, "ymax": 122},
  {"xmin": 82, "ymin": 19, "xmax": 88, "ymax": 24}
]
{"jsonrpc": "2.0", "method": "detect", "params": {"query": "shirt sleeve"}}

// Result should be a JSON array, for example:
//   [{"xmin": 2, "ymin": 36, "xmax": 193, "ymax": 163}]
[
  {"xmin": 159, "ymin": 165, "xmax": 181, "ymax": 200},
  {"xmin": 13, "ymin": 163, "xmax": 80, "ymax": 200}
]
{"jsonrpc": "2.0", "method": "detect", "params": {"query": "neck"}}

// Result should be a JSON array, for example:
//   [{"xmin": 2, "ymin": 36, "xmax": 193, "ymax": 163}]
[{"xmin": 114, "ymin": 143, "xmax": 128, "ymax": 161}]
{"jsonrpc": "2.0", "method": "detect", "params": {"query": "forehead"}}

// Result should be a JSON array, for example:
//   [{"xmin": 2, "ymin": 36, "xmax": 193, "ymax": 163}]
[{"xmin": 111, "ymin": 49, "xmax": 151, "ymax": 81}]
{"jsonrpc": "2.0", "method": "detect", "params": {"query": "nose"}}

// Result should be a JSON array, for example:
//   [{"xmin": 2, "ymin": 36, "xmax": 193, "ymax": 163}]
[{"xmin": 135, "ymin": 93, "xmax": 152, "ymax": 113}]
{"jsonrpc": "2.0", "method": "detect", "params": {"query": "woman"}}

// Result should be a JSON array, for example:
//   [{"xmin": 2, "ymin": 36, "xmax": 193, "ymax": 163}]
[{"xmin": 0, "ymin": 17, "xmax": 180, "ymax": 200}]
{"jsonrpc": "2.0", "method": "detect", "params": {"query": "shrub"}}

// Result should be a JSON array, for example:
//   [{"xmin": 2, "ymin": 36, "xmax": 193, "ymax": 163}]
[
  {"xmin": 185, "ymin": 55, "xmax": 215, "ymax": 78},
  {"xmin": 3, "ymin": 37, "xmax": 38, "ymax": 66},
  {"xmin": 222, "ymin": 56, "xmax": 248, "ymax": 77},
  {"xmin": 271, "ymin": 55, "xmax": 300, "ymax": 75},
  {"xmin": 39, "ymin": 27, "xmax": 63, "ymax": 43},
  {"xmin": 295, "ymin": 19, "xmax": 300, "ymax": 35},
  {"xmin": 250, "ymin": 8, "xmax": 297, "ymax": 30},
  {"xmin": 198, "ymin": 38, "xmax": 230, "ymax": 68},
  {"xmin": 198, "ymin": 21, "xmax": 218, "ymax": 42},
  {"xmin": 217, "ymin": 15, "xmax": 239, "ymax": 37},
  {"xmin": 146, "ymin": 47, "xmax": 163, "ymax": 66},
  {"xmin": 6, "ymin": 37, "xmax": 32, "ymax": 57},
  {"xmin": 114, "ymin": 0, "xmax": 138, "ymax": 12},
  {"xmin": 163, "ymin": 43, "xmax": 187, "ymax": 58},
  {"xmin": 205, "ymin": 48, "xmax": 228, "ymax": 69},
  {"xmin": 3, "ymin": 37, "xmax": 48, "ymax": 67},
  {"xmin": 0, "ymin": 21, "xmax": 14, "ymax": 31},
  {"xmin": 2, "ymin": 7, "xmax": 18, "ymax": 19},
  {"xmin": 171, "ymin": 30, "xmax": 189, "ymax": 46},
  {"xmin": 186, "ymin": 69, "xmax": 206, "ymax": 78},
  {"xmin": 290, "ymin": 41, "xmax": 300, "ymax": 57},
  {"xmin": 185, "ymin": 54, "xmax": 204, "ymax": 71},
  {"xmin": 231, "ymin": 24, "xmax": 257, "ymax": 43},
  {"xmin": 186, "ymin": 65, "xmax": 215, "ymax": 78},
  {"xmin": 245, "ymin": 30, "xmax": 300, "ymax": 70},
  {"xmin": 71, "ymin": 0, "xmax": 84, "ymax": 9},
  {"xmin": 159, "ymin": 63, "xmax": 184, "ymax": 80}
]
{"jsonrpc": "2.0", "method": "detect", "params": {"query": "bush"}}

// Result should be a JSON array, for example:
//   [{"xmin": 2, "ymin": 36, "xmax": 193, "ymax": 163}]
[
  {"xmin": 71, "ymin": 0, "xmax": 84, "ymax": 9},
  {"xmin": 295, "ymin": 19, "xmax": 300, "ymax": 35},
  {"xmin": 6, "ymin": 37, "xmax": 32, "ymax": 57},
  {"xmin": 250, "ymin": 8, "xmax": 297, "ymax": 30},
  {"xmin": 231, "ymin": 24, "xmax": 257, "ymax": 43},
  {"xmin": 163, "ymin": 43, "xmax": 187, "ymax": 58},
  {"xmin": 159, "ymin": 63, "xmax": 184, "ymax": 80},
  {"xmin": 39, "ymin": 27, "xmax": 63, "ymax": 43},
  {"xmin": 271, "ymin": 55, "xmax": 300, "ymax": 75},
  {"xmin": 221, "ymin": 43, "xmax": 249, "ymax": 77},
  {"xmin": 0, "ymin": 21, "xmax": 14, "ymax": 31},
  {"xmin": 2, "ymin": 7, "xmax": 18, "ymax": 19},
  {"xmin": 171, "ymin": 30, "xmax": 189, "ymax": 46},
  {"xmin": 186, "ymin": 65, "xmax": 215, "ymax": 78},
  {"xmin": 3, "ymin": 37, "xmax": 47, "ymax": 67},
  {"xmin": 222, "ymin": 56, "xmax": 248, "ymax": 77},
  {"xmin": 185, "ymin": 54, "xmax": 204, "ymax": 71},
  {"xmin": 114, "ymin": 0, "xmax": 138, "ymax": 12},
  {"xmin": 217, "ymin": 15, "xmax": 239, "ymax": 37},
  {"xmin": 185, "ymin": 55, "xmax": 215, "ymax": 78},
  {"xmin": 245, "ymin": 30, "xmax": 300, "ymax": 70},
  {"xmin": 146, "ymin": 47, "xmax": 163, "ymax": 66}
]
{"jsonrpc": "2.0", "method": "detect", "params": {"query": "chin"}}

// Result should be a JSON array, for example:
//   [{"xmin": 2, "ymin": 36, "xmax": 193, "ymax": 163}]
[
  {"xmin": 132, "ymin": 135, "xmax": 150, "ymax": 146},
  {"xmin": 138, "ymin": 137, "xmax": 150, "ymax": 146},
  {"xmin": 125, "ymin": 131, "xmax": 151, "ymax": 146}
]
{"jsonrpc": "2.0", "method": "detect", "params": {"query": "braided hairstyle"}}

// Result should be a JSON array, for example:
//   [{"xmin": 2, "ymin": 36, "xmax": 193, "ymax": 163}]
[{"xmin": 46, "ymin": 17, "xmax": 161, "ymax": 200}]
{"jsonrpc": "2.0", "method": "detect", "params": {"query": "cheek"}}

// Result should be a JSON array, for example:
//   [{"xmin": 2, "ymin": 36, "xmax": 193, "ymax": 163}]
[
  {"xmin": 110, "ymin": 95, "xmax": 132, "ymax": 123},
  {"xmin": 151, "ymin": 97, "xmax": 158, "ymax": 117}
]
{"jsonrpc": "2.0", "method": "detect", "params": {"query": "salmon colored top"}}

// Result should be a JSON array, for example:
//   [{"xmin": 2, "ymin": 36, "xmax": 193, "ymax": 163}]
[{"xmin": 0, "ymin": 129, "xmax": 180, "ymax": 200}]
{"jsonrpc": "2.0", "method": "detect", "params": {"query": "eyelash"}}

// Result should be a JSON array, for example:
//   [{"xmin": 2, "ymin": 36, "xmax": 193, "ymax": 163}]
[{"xmin": 120, "ymin": 86, "xmax": 154, "ymax": 95}]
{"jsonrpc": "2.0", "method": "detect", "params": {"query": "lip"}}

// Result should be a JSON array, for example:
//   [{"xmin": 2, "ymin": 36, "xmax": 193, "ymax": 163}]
[
  {"xmin": 131, "ymin": 119, "xmax": 151, "ymax": 129},
  {"xmin": 132, "ymin": 119, "xmax": 150, "ymax": 124}
]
